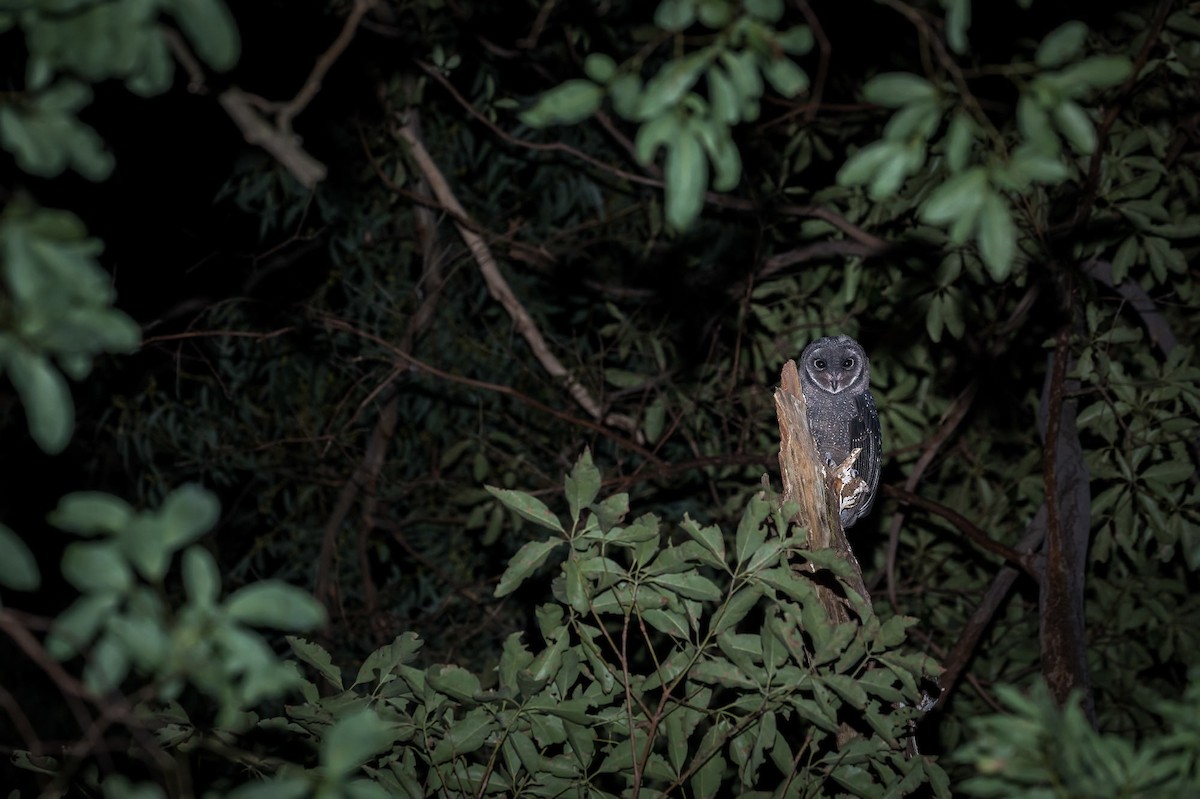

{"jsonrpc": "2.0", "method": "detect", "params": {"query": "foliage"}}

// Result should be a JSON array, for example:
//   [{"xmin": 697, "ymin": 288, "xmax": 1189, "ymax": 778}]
[
  {"xmin": 956, "ymin": 676, "xmax": 1200, "ymax": 798},
  {"xmin": 1, "ymin": 0, "xmax": 1199, "ymax": 796}
]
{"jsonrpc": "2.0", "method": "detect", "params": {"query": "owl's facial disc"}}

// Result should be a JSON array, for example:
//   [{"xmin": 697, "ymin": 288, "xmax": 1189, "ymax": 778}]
[{"xmin": 810, "ymin": 350, "xmax": 858, "ymax": 393}]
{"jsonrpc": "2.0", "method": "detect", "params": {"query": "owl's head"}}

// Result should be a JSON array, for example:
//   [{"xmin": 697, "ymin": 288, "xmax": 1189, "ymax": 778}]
[{"xmin": 800, "ymin": 335, "xmax": 869, "ymax": 395}]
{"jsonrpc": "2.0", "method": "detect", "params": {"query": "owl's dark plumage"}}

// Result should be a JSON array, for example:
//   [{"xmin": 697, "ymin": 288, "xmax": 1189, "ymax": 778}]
[{"xmin": 798, "ymin": 335, "xmax": 882, "ymax": 528}]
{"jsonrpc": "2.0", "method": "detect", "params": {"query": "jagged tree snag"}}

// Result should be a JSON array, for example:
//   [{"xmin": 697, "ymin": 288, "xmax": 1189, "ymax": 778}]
[{"xmin": 774, "ymin": 359, "xmax": 872, "ymax": 623}]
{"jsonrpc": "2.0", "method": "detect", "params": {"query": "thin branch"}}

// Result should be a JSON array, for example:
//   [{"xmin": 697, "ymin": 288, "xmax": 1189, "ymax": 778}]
[
  {"xmin": 395, "ymin": 119, "xmax": 640, "ymax": 435},
  {"xmin": 884, "ymin": 485, "xmax": 1038, "ymax": 576},
  {"xmin": 880, "ymin": 381, "xmax": 978, "ymax": 606},
  {"xmin": 757, "ymin": 239, "xmax": 880, "ymax": 279},
  {"xmin": 218, "ymin": 88, "xmax": 328, "ymax": 187},
  {"xmin": 793, "ymin": 0, "xmax": 831, "ymax": 124},
  {"xmin": 1071, "ymin": 0, "xmax": 1174, "ymax": 231},
  {"xmin": 318, "ymin": 314, "xmax": 664, "ymax": 465},
  {"xmin": 417, "ymin": 61, "xmax": 888, "ymax": 249},
  {"xmin": 516, "ymin": 0, "xmax": 557, "ymax": 50},
  {"xmin": 277, "ymin": 0, "xmax": 376, "ymax": 131}
]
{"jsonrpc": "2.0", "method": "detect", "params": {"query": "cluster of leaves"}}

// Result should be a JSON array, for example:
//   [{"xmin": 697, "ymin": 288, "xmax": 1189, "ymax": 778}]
[
  {"xmin": 9, "ymin": 486, "xmax": 326, "ymax": 795},
  {"xmin": 66, "ymin": 453, "xmax": 944, "ymax": 798},
  {"xmin": 0, "ymin": 0, "xmax": 238, "ymax": 180},
  {"xmin": 521, "ymin": 0, "xmax": 814, "ymax": 230},
  {"xmin": 956, "ymin": 678, "xmax": 1200, "ymax": 798},
  {"xmin": 3, "ymin": 0, "xmax": 1200, "ymax": 796}
]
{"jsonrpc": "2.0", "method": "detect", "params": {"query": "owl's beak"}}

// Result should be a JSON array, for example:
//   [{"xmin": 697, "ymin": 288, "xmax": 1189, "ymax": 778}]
[{"xmin": 828, "ymin": 376, "xmax": 840, "ymax": 392}]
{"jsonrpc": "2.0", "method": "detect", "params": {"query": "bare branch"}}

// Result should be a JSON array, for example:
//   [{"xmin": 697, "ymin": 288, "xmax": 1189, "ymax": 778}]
[
  {"xmin": 395, "ymin": 120, "xmax": 640, "ymax": 435},
  {"xmin": 277, "ymin": 0, "xmax": 376, "ymax": 131}
]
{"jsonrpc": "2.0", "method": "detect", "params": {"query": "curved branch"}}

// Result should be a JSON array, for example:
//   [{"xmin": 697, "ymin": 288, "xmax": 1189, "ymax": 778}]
[{"xmin": 395, "ymin": 120, "xmax": 639, "ymax": 435}]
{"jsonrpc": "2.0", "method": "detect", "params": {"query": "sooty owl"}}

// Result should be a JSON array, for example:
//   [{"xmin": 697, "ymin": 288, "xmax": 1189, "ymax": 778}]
[{"xmin": 799, "ymin": 335, "xmax": 882, "ymax": 528}]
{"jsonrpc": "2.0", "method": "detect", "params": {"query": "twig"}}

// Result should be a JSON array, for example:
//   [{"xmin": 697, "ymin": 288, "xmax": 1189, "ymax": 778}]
[
  {"xmin": 757, "ymin": 239, "xmax": 881, "ymax": 279},
  {"xmin": 884, "ymin": 485, "xmax": 1037, "ymax": 575},
  {"xmin": 1071, "ymin": 0, "xmax": 1174, "ymax": 231},
  {"xmin": 880, "ymin": 381, "xmax": 978, "ymax": 606},
  {"xmin": 935, "ymin": 508, "xmax": 1046, "ymax": 709},
  {"xmin": 318, "ymin": 313, "xmax": 664, "ymax": 465},
  {"xmin": 793, "ymin": 0, "xmax": 831, "ymax": 124},
  {"xmin": 516, "ymin": 0, "xmax": 557, "ymax": 49},
  {"xmin": 277, "ymin": 0, "xmax": 376, "ymax": 131},
  {"xmin": 160, "ymin": 26, "xmax": 206, "ymax": 93},
  {"xmin": 395, "ymin": 120, "xmax": 640, "ymax": 435},
  {"xmin": 417, "ymin": 61, "xmax": 887, "ymax": 248},
  {"xmin": 218, "ymin": 88, "xmax": 328, "ymax": 187}
]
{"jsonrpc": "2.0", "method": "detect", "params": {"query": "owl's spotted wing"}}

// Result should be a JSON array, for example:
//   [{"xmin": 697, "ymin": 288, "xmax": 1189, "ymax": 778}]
[{"xmin": 845, "ymin": 389, "xmax": 883, "ymax": 525}]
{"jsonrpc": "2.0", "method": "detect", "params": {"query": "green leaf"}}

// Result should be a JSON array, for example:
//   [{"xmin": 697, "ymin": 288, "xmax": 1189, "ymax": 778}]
[
  {"xmin": 664, "ymin": 129, "xmax": 708, "ymax": 231},
  {"xmin": 642, "ymin": 607, "xmax": 691, "ymax": 638},
  {"xmin": 224, "ymin": 581, "xmax": 326, "ymax": 631},
  {"xmin": 695, "ymin": 118, "xmax": 741, "ymax": 191},
  {"xmin": 776, "ymin": 26, "xmax": 815, "ymax": 55},
  {"xmin": 427, "ymin": 664, "xmax": 482, "ymax": 701},
  {"xmin": 920, "ymin": 167, "xmax": 987, "ymax": 226},
  {"xmin": 837, "ymin": 140, "xmax": 898, "ymax": 187},
  {"xmin": 943, "ymin": 111, "xmax": 975, "ymax": 173},
  {"xmin": 520, "ymin": 80, "xmax": 604, "ymax": 127},
  {"xmin": 654, "ymin": 0, "xmax": 696, "ymax": 31},
  {"xmin": 682, "ymin": 516, "xmax": 726, "ymax": 566},
  {"xmin": 761, "ymin": 57, "xmax": 809, "ymax": 99},
  {"xmin": 977, "ymin": 190, "xmax": 1017, "ymax": 280},
  {"xmin": 494, "ymin": 538, "xmax": 564, "ymax": 597},
  {"xmin": 430, "ymin": 707, "xmax": 496, "ymax": 765},
  {"xmin": 565, "ymin": 450, "xmax": 601, "ymax": 525},
  {"xmin": 744, "ymin": 0, "xmax": 783, "ymax": 23},
  {"xmin": 635, "ymin": 112, "xmax": 683, "ymax": 165},
  {"xmin": 46, "ymin": 593, "xmax": 120, "ymax": 660},
  {"xmin": 1052, "ymin": 100, "xmax": 1097, "ymax": 154},
  {"xmin": 637, "ymin": 54, "xmax": 708, "ymax": 120},
  {"xmin": 1017, "ymin": 93, "xmax": 1059, "ymax": 155},
  {"xmin": 584, "ymin": 53, "xmax": 617, "ymax": 84},
  {"xmin": 862, "ymin": 72, "xmax": 937, "ymax": 108},
  {"xmin": 84, "ymin": 630, "xmax": 130, "ymax": 693},
  {"xmin": 734, "ymin": 498, "xmax": 768, "ymax": 567},
  {"xmin": 697, "ymin": 0, "xmax": 732, "ymax": 28},
  {"xmin": 62, "ymin": 541, "xmax": 131, "ymax": 594},
  {"xmin": 869, "ymin": 140, "xmax": 924, "ymax": 199},
  {"xmin": 926, "ymin": 293, "xmax": 945, "ymax": 343},
  {"xmin": 1035, "ymin": 21, "xmax": 1087, "ymax": 68},
  {"xmin": 182, "ymin": 546, "xmax": 221, "ymax": 607},
  {"xmin": 486, "ymin": 486, "xmax": 564, "ymax": 532},
  {"xmin": 1053, "ymin": 56, "xmax": 1132, "ymax": 93},
  {"xmin": 609, "ymin": 73, "xmax": 643, "ymax": 118},
  {"xmin": 691, "ymin": 743, "xmax": 726, "ymax": 798},
  {"xmin": 744, "ymin": 538, "xmax": 784, "ymax": 574},
  {"xmin": 171, "ymin": 0, "xmax": 241, "ymax": 71},
  {"xmin": 1111, "ymin": 236, "xmax": 1140, "ymax": 283},
  {"xmin": 1005, "ymin": 144, "xmax": 1071, "ymax": 187},
  {"xmin": 6, "ymin": 348, "xmax": 73, "ymax": 454},
  {"xmin": 354, "ymin": 633, "xmax": 423, "ymax": 687},
  {"xmin": 651, "ymin": 571, "xmax": 722, "ymax": 601},
  {"xmin": 0, "ymin": 524, "xmax": 40, "ymax": 591},
  {"xmin": 944, "ymin": 0, "xmax": 971, "ymax": 54},
  {"xmin": 287, "ymin": 635, "xmax": 344, "ymax": 690},
  {"xmin": 322, "ymin": 709, "xmax": 395, "ymax": 782},
  {"xmin": 706, "ymin": 64, "xmax": 740, "ymax": 125},
  {"xmin": 719, "ymin": 50, "xmax": 763, "ymax": 100},
  {"xmin": 1141, "ymin": 461, "xmax": 1193, "ymax": 485},
  {"xmin": 46, "ymin": 491, "xmax": 128, "ymax": 535},
  {"xmin": 711, "ymin": 584, "xmax": 763, "ymax": 636},
  {"xmin": 160, "ymin": 484, "xmax": 221, "ymax": 550}
]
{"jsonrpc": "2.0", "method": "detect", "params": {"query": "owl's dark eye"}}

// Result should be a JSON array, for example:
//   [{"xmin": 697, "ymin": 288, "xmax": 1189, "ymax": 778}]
[
  {"xmin": 842, "ymin": 357, "xmax": 855, "ymax": 369},
  {"xmin": 813, "ymin": 358, "xmax": 827, "ymax": 370}
]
